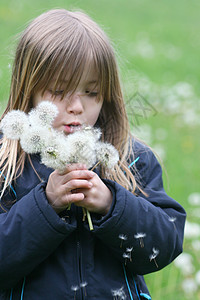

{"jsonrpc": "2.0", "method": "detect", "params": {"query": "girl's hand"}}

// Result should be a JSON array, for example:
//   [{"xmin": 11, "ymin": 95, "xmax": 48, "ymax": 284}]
[
  {"xmin": 73, "ymin": 171, "xmax": 113, "ymax": 215},
  {"xmin": 46, "ymin": 164, "xmax": 94, "ymax": 213},
  {"xmin": 45, "ymin": 164, "xmax": 112, "ymax": 215}
]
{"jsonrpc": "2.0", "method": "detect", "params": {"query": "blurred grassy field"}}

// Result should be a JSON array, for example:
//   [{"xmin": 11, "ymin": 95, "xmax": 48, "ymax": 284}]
[{"xmin": 0, "ymin": 0, "xmax": 200, "ymax": 299}]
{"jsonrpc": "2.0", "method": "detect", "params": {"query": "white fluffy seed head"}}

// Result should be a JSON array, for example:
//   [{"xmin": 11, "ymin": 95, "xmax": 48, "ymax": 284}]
[
  {"xmin": 0, "ymin": 110, "xmax": 29, "ymax": 139},
  {"xmin": 82, "ymin": 125, "xmax": 102, "ymax": 141},
  {"xmin": 28, "ymin": 101, "xmax": 58, "ymax": 127},
  {"xmin": 96, "ymin": 142, "xmax": 119, "ymax": 169},
  {"xmin": 20, "ymin": 126, "xmax": 48, "ymax": 154},
  {"xmin": 40, "ymin": 131, "xmax": 70, "ymax": 171},
  {"xmin": 66, "ymin": 129, "xmax": 97, "ymax": 168}
]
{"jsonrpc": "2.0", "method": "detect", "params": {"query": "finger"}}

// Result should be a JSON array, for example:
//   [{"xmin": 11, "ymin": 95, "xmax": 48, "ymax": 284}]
[
  {"xmin": 52, "ymin": 192, "xmax": 85, "ymax": 209},
  {"xmin": 66, "ymin": 179, "xmax": 93, "ymax": 191},
  {"xmin": 60, "ymin": 163, "xmax": 88, "ymax": 175},
  {"xmin": 65, "ymin": 170, "xmax": 94, "ymax": 182}
]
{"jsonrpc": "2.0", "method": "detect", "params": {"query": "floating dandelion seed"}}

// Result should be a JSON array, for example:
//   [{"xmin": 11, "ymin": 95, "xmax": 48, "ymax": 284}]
[
  {"xmin": 134, "ymin": 232, "xmax": 146, "ymax": 248},
  {"xmin": 71, "ymin": 285, "xmax": 79, "ymax": 300},
  {"xmin": 80, "ymin": 282, "xmax": 88, "ymax": 296},
  {"xmin": 126, "ymin": 247, "xmax": 133, "ymax": 262},
  {"xmin": 29, "ymin": 100, "xmax": 58, "ymax": 127},
  {"xmin": 0, "ymin": 110, "xmax": 29, "ymax": 139},
  {"xmin": 111, "ymin": 286, "xmax": 127, "ymax": 300},
  {"xmin": 119, "ymin": 234, "xmax": 128, "ymax": 248},
  {"xmin": 123, "ymin": 252, "xmax": 131, "ymax": 265},
  {"xmin": 168, "ymin": 216, "xmax": 177, "ymax": 230},
  {"xmin": 149, "ymin": 247, "xmax": 159, "ymax": 268}
]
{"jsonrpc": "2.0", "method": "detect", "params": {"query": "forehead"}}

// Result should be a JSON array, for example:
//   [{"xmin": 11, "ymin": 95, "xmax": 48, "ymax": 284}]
[{"xmin": 55, "ymin": 64, "xmax": 99, "ymax": 87}]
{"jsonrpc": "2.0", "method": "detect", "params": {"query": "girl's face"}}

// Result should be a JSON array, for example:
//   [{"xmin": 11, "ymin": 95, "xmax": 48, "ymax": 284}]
[{"xmin": 33, "ymin": 68, "xmax": 103, "ymax": 135}]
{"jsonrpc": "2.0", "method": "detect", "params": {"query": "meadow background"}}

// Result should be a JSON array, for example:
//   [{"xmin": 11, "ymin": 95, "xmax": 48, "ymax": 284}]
[{"xmin": 0, "ymin": 0, "xmax": 200, "ymax": 299}]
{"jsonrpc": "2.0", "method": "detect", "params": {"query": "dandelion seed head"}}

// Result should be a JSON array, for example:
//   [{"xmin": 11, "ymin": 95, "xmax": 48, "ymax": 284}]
[
  {"xmin": 96, "ymin": 142, "xmax": 119, "ymax": 169},
  {"xmin": 29, "ymin": 100, "xmax": 58, "ymax": 127},
  {"xmin": 0, "ymin": 110, "xmax": 29, "ymax": 139},
  {"xmin": 83, "ymin": 125, "xmax": 102, "ymax": 141},
  {"xmin": 20, "ymin": 126, "xmax": 46, "ymax": 154},
  {"xmin": 40, "ymin": 131, "xmax": 73, "ymax": 171},
  {"xmin": 66, "ymin": 129, "xmax": 97, "ymax": 168}
]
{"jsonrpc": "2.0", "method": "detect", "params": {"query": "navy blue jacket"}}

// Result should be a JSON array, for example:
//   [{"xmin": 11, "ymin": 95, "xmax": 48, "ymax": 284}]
[{"xmin": 0, "ymin": 139, "xmax": 186, "ymax": 299}]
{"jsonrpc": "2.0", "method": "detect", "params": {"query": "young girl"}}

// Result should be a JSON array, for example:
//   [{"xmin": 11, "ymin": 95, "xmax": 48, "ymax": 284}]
[{"xmin": 0, "ymin": 9, "xmax": 186, "ymax": 300}]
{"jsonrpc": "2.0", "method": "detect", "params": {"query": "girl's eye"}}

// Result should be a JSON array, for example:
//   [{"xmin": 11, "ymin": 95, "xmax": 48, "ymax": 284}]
[
  {"xmin": 85, "ymin": 90, "xmax": 98, "ymax": 97},
  {"xmin": 49, "ymin": 89, "xmax": 64, "ymax": 96}
]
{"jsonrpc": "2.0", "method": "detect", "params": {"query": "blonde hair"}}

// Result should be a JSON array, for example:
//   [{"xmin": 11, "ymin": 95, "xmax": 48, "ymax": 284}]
[{"xmin": 0, "ymin": 9, "xmax": 140, "ymax": 200}]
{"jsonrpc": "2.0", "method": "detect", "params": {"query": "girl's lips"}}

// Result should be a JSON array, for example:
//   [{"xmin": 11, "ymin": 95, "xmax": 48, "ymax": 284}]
[{"xmin": 63, "ymin": 124, "xmax": 82, "ymax": 134}]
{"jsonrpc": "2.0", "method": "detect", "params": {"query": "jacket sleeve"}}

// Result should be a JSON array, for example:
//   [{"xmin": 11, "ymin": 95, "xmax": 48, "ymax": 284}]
[
  {"xmin": 0, "ymin": 182, "xmax": 77, "ymax": 289},
  {"xmin": 92, "ymin": 142, "xmax": 186, "ymax": 275}
]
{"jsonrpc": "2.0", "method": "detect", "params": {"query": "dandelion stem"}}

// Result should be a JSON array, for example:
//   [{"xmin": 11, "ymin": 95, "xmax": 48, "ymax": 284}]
[
  {"xmin": 82, "ymin": 207, "xmax": 87, "ymax": 221},
  {"xmin": 140, "ymin": 238, "xmax": 144, "ymax": 248},
  {"xmin": 86, "ymin": 209, "xmax": 94, "ymax": 231},
  {"xmin": 154, "ymin": 258, "xmax": 159, "ymax": 268},
  {"xmin": 91, "ymin": 160, "xmax": 101, "ymax": 171}
]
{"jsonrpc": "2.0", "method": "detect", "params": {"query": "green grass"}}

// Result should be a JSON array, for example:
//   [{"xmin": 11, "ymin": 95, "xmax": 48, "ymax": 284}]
[{"xmin": 0, "ymin": 0, "xmax": 200, "ymax": 298}]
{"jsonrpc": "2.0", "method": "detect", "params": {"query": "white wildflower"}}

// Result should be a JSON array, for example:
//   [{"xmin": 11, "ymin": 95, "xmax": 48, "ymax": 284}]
[
  {"xmin": 195, "ymin": 270, "xmax": 200, "ymax": 286},
  {"xmin": 182, "ymin": 278, "xmax": 197, "ymax": 295},
  {"xmin": 96, "ymin": 142, "xmax": 119, "ymax": 169},
  {"xmin": 149, "ymin": 247, "xmax": 159, "ymax": 268},
  {"xmin": 0, "ymin": 110, "xmax": 29, "ymax": 139},
  {"xmin": 29, "ymin": 100, "xmax": 58, "ymax": 127},
  {"xmin": 191, "ymin": 240, "xmax": 200, "ymax": 251},
  {"xmin": 188, "ymin": 193, "xmax": 200, "ymax": 206},
  {"xmin": 20, "ymin": 126, "xmax": 47, "ymax": 154},
  {"xmin": 134, "ymin": 232, "xmax": 146, "ymax": 248},
  {"xmin": 174, "ymin": 252, "xmax": 194, "ymax": 275},
  {"xmin": 184, "ymin": 221, "xmax": 200, "ymax": 239}
]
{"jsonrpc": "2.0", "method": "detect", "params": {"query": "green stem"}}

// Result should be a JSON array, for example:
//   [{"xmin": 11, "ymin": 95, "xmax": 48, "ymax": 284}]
[{"xmin": 86, "ymin": 209, "xmax": 94, "ymax": 231}]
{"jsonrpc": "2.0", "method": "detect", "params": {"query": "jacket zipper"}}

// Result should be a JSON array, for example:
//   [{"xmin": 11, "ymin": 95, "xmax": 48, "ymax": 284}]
[
  {"xmin": 77, "ymin": 239, "xmax": 85, "ymax": 299},
  {"xmin": 76, "ymin": 208, "xmax": 85, "ymax": 300}
]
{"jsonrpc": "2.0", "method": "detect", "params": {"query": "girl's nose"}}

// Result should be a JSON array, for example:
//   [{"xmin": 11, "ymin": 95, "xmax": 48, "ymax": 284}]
[{"xmin": 66, "ymin": 93, "xmax": 84, "ymax": 115}]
